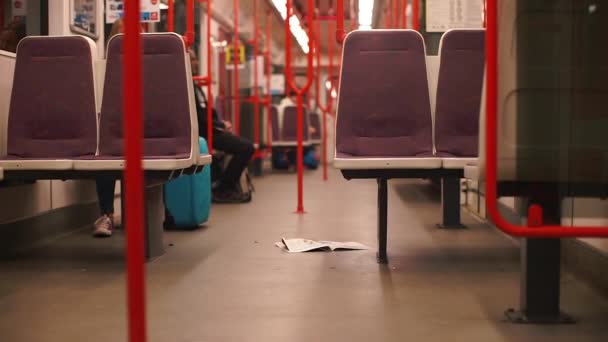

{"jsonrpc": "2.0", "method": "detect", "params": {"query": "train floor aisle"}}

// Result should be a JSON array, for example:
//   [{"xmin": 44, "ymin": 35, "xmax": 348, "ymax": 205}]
[{"xmin": 0, "ymin": 169, "xmax": 607, "ymax": 341}]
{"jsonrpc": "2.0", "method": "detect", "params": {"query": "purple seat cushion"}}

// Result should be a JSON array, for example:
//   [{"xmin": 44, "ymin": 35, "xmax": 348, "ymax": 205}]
[
  {"xmin": 282, "ymin": 106, "xmax": 310, "ymax": 142},
  {"xmin": 99, "ymin": 34, "xmax": 191, "ymax": 158},
  {"xmin": 434, "ymin": 30, "xmax": 485, "ymax": 157},
  {"xmin": 336, "ymin": 30, "xmax": 433, "ymax": 157},
  {"xmin": 271, "ymin": 106, "xmax": 280, "ymax": 141},
  {"xmin": 7, "ymin": 36, "xmax": 97, "ymax": 159}
]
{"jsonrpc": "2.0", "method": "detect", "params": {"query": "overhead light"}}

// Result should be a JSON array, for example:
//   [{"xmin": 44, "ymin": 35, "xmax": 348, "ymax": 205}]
[
  {"xmin": 358, "ymin": 0, "xmax": 375, "ymax": 30},
  {"xmin": 270, "ymin": 0, "xmax": 309, "ymax": 54},
  {"xmin": 160, "ymin": 4, "xmax": 169, "ymax": 10}
]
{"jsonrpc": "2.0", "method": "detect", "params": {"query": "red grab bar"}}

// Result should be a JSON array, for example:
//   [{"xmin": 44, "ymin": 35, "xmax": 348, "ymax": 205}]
[
  {"xmin": 253, "ymin": 0, "xmax": 260, "ymax": 149},
  {"xmin": 485, "ymin": 0, "xmax": 608, "ymax": 238},
  {"xmin": 167, "ymin": 0, "xmax": 174, "ymax": 32},
  {"xmin": 315, "ymin": 17, "xmax": 335, "ymax": 181},
  {"xmin": 233, "ymin": 0, "xmax": 240, "ymax": 135},
  {"xmin": 265, "ymin": 10, "xmax": 273, "ymax": 154},
  {"xmin": 412, "ymin": 0, "xmax": 419, "ymax": 31},
  {"xmin": 185, "ymin": 0, "xmax": 194, "ymax": 46},
  {"xmin": 285, "ymin": 0, "xmax": 315, "ymax": 213},
  {"xmin": 336, "ymin": 0, "xmax": 345, "ymax": 43},
  {"xmin": 124, "ymin": 1, "xmax": 147, "ymax": 342}
]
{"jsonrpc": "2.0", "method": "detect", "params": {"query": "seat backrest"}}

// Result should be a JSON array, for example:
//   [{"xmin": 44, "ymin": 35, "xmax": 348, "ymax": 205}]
[
  {"xmin": 309, "ymin": 112, "xmax": 321, "ymax": 140},
  {"xmin": 282, "ymin": 106, "xmax": 310, "ymax": 142},
  {"xmin": 434, "ymin": 29, "xmax": 485, "ymax": 157},
  {"xmin": 7, "ymin": 36, "xmax": 97, "ymax": 158},
  {"xmin": 99, "ymin": 33, "xmax": 193, "ymax": 159},
  {"xmin": 335, "ymin": 30, "xmax": 433, "ymax": 157},
  {"xmin": 271, "ymin": 106, "xmax": 280, "ymax": 141},
  {"xmin": 0, "ymin": 51, "xmax": 16, "ymax": 157}
]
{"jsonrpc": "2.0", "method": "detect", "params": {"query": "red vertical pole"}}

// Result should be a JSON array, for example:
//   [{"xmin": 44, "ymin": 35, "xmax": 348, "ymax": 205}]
[
  {"xmin": 233, "ymin": 0, "xmax": 240, "ymax": 135},
  {"xmin": 413, "ymin": 0, "xmax": 419, "ymax": 31},
  {"xmin": 402, "ymin": 0, "xmax": 407, "ymax": 28},
  {"xmin": 314, "ymin": 17, "xmax": 328, "ymax": 181},
  {"xmin": 285, "ymin": 0, "xmax": 314, "ymax": 213},
  {"xmin": 205, "ymin": 0, "xmax": 214, "ymax": 151},
  {"xmin": 336, "ymin": 0, "xmax": 345, "ymax": 43},
  {"xmin": 253, "ymin": 0, "xmax": 260, "ymax": 149},
  {"xmin": 483, "ymin": 0, "xmax": 487, "ymax": 28},
  {"xmin": 167, "ymin": 0, "xmax": 174, "ymax": 32},
  {"xmin": 394, "ymin": 0, "xmax": 399, "ymax": 29},
  {"xmin": 265, "ymin": 11, "xmax": 272, "ymax": 154},
  {"xmin": 123, "ymin": 0, "xmax": 146, "ymax": 342},
  {"xmin": 186, "ymin": 0, "xmax": 194, "ymax": 46}
]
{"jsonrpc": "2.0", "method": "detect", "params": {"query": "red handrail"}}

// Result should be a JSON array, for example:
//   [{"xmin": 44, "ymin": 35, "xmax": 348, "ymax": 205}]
[
  {"xmin": 233, "ymin": 0, "xmax": 240, "ymax": 135},
  {"xmin": 167, "ymin": 0, "xmax": 174, "ymax": 32},
  {"xmin": 202, "ymin": 0, "xmax": 214, "ymax": 150},
  {"xmin": 186, "ymin": 0, "xmax": 194, "ymax": 46},
  {"xmin": 285, "ymin": 0, "xmax": 315, "ymax": 213},
  {"xmin": 124, "ymin": 0, "xmax": 147, "ymax": 341},
  {"xmin": 253, "ymin": 0, "xmax": 260, "ymax": 149},
  {"xmin": 412, "ymin": 0, "xmax": 419, "ymax": 31},
  {"xmin": 485, "ymin": 0, "xmax": 608, "ymax": 238},
  {"xmin": 265, "ymin": 11, "xmax": 273, "ymax": 154},
  {"xmin": 315, "ymin": 17, "xmax": 335, "ymax": 181},
  {"xmin": 336, "ymin": 0, "xmax": 345, "ymax": 43},
  {"xmin": 393, "ymin": 0, "xmax": 399, "ymax": 29},
  {"xmin": 402, "ymin": 0, "xmax": 407, "ymax": 28}
]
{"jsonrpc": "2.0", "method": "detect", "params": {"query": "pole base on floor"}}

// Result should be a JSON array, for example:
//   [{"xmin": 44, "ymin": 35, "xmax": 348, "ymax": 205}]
[
  {"xmin": 377, "ymin": 251, "xmax": 388, "ymax": 264},
  {"xmin": 504, "ymin": 309, "xmax": 575, "ymax": 324},
  {"xmin": 436, "ymin": 223, "xmax": 466, "ymax": 229}
]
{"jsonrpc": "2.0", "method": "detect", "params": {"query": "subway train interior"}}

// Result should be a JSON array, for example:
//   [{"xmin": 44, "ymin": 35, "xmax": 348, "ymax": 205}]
[{"xmin": 1, "ymin": 0, "xmax": 608, "ymax": 341}]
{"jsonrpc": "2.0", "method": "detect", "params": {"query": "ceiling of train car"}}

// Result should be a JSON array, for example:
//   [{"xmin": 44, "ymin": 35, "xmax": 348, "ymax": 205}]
[{"xmin": 180, "ymin": 0, "xmax": 386, "ymax": 66}]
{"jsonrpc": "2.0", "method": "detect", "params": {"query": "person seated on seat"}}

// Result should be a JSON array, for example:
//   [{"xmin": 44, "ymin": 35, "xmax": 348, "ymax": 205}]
[
  {"xmin": 189, "ymin": 49, "xmax": 254, "ymax": 203},
  {"xmin": 273, "ymin": 91, "xmax": 318, "ymax": 170},
  {"xmin": 93, "ymin": 18, "xmax": 132, "ymax": 237},
  {"xmin": 0, "ymin": 20, "xmax": 26, "ymax": 53}
]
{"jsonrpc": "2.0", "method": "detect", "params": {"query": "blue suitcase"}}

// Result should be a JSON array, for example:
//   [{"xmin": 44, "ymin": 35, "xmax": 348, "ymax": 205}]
[{"xmin": 164, "ymin": 137, "xmax": 211, "ymax": 228}]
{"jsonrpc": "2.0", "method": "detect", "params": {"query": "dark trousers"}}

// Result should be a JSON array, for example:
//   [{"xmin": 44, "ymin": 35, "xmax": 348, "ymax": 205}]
[
  {"xmin": 96, "ymin": 176, "xmax": 116, "ymax": 215},
  {"xmin": 212, "ymin": 129, "xmax": 254, "ymax": 190}
]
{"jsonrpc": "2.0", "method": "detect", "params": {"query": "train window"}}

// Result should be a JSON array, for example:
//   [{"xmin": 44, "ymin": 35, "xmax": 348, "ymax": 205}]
[{"xmin": 1, "ymin": 0, "xmax": 49, "ymax": 53}]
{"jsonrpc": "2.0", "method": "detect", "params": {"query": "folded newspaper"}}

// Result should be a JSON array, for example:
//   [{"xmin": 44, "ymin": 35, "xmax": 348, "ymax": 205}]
[{"xmin": 275, "ymin": 238, "xmax": 370, "ymax": 253}]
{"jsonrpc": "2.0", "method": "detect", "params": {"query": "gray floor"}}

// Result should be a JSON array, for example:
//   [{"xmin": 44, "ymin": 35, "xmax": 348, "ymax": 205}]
[{"xmin": 0, "ymin": 168, "xmax": 607, "ymax": 342}]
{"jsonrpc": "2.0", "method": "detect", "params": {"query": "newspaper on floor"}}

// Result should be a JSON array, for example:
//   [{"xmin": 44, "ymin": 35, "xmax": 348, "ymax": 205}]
[{"xmin": 275, "ymin": 237, "xmax": 370, "ymax": 253}]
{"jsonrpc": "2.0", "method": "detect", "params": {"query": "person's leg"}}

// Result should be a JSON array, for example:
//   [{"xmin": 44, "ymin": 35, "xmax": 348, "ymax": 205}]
[
  {"xmin": 93, "ymin": 177, "xmax": 116, "ymax": 237},
  {"xmin": 212, "ymin": 129, "xmax": 254, "ymax": 194}
]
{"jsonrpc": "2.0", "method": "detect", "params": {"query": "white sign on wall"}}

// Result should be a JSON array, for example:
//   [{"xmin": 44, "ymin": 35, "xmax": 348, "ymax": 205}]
[
  {"xmin": 106, "ymin": 0, "xmax": 160, "ymax": 24},
  {"xmin": 11, "ymin": 0, "xmax": 27, "ymax": 20},
  {"xmin": 426, "ymin": 0, "xmax": 484, "ymax": 33}
]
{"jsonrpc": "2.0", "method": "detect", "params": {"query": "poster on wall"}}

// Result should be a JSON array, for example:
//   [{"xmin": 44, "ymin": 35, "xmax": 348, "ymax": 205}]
[
  {"xmin": 70, "ymin": 0, "xmax": 98, "ymax": 40},
  {"xmin": 106, "ymin": 0, "xmax": 161, "ymax": 24},
  {"xmin": 11, "ymin": 0, "xmax": 27, "ymax": 21},
  {"xmin": 426, "ymin": 0, "xmax": 484, "ymax": 32}
]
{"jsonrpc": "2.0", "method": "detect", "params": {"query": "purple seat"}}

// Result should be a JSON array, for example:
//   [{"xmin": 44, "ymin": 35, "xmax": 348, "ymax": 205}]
[
  {"xmin": 271, "ymin": 106, "xmax": 280, "ymax": 142},
  {"xmin": 334, "ymin": 30, "xmax": 440, "ymax": 170},
  {"xmin": 279, "ymin": 106, "xmax": 311, "ymax": 145},
  {"xmin": 435, "ymin": 30, "xmax": 485, "ymax": 168},
  {"xmin": 4, "ymin": 36, "xmax": 97, "ymax": 161},
  {"xmin": 309, "ymin": 112, "xmax": 321, "ymax": 142},
  {"xmin": 74, "ymin": 33, "xmax": 201, "ymax": 171}
]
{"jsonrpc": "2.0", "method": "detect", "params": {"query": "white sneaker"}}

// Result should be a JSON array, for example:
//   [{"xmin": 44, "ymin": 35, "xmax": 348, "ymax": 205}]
[{"xmin": 93, "ymin": 215, "xmax": 113, "ymax": 238}]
